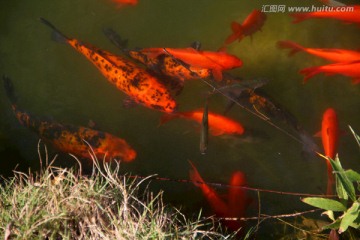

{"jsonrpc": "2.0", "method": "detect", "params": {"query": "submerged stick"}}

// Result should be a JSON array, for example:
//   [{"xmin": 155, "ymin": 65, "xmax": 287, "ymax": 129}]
[{"xmin": 199, "ymin": 98, "xmax": 209, "ymax": 155}]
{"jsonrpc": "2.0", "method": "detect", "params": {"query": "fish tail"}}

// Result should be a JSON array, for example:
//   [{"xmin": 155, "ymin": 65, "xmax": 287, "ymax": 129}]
[
  {"xmin": 290, "ymin": 13, "xmax": 310, "ymax": 24},
  {"xmin": 3, "ymin": 75, "xmax": 18, "ymax": 105},
  {"xmin": 40, "ymin": 17, "xmax": 69, "ymax": 43},
  {"xmin": 159, "ymin": 113, "xmax": 179, "ymax": 126},
  {"xmin": 299, "ymin": 67, "xmax": 321, "ymax": 83},
  {"xmin": 188, "ymin": 160, "xmax": 205, "ymax": 187},
  {"xmin": 277, "ymin": 40, "xmax": 304, "ymax": 56}
]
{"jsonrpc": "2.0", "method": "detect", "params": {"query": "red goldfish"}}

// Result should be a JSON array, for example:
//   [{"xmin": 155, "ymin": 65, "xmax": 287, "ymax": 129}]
[
  {"xmin": 3, "ymin": 76, "xmax": 136, "ymax": 162},
  {"xmin": 315, "ymin": 108, "xmax": 340, "ymax": 194},
  {"xmin": 139, "ymin": 47, "xmax": 243, "ymax": 81},
  {"xmin": 40, "ymin": 18, "xmax": 177, "ymax": 113},
  {"xmin": 224, "ymin": 9, "xmax": 267, "ymax": 45},
  {"xmin": 300, "ymin": 60, "xmax": 360, "ymax": 84},
  {"xmin": 189, "ymin": 161, "xmax": 229, "ymax": 216},
  {"xmin": 189, "ymin": 161, "xmax": 248, "ymax": 233},
  {"xmin": 110, "ymin": 0, "xmax": 138, "ymax": 7},
  {"xmin": 290, "ymin": 5, "xmax": 360, "ymax": 25},
  {"xmin": 277, "ymin": 40, "xmax": 360, "ymax": 63},
  {"xmin": 160, "ymin": 109, "xmax": 245, "ymax": 136}
]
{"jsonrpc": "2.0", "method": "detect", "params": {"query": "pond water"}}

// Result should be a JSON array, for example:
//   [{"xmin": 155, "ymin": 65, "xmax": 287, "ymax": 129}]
[{"xmin": 1, "ymin": 0, "xmax": 360, "ymax": 237}]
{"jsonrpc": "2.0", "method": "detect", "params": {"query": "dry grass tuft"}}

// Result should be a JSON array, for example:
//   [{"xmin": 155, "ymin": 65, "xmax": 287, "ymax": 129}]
[{"xmin": 0, "ymin": 143, "xmax": 231, "ymax": 239}]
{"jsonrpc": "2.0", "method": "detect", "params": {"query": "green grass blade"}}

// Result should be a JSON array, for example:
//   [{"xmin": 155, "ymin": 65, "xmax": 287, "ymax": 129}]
[
  {"xmin": 329, "ymin": 156, "xmax": 356, "ymax": 201},
  {"xmin": 349, "ymin": 126, "xmax": 360, "ymax": 148}
]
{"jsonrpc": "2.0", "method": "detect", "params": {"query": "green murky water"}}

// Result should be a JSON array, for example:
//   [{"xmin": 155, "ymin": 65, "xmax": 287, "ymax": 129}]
[{"xmin": 1, "ymin": 0, "xmax": 360, "ymax": 237}]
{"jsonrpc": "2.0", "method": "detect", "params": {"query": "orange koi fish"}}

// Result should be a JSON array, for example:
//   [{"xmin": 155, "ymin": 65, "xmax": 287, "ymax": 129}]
[
  {"xmin": 300, "ymin": 60, "xmax": 360, "ymax": 84},
  {"xmin": 290, "ymin": 5, "xmax": 360, "ymax": 25},
  {"xmin": 189, "ymin": 161, "xmax": 248, "ymax": 233},
  {"xmin": 40, "ymin": 18, "xmax": 177, "ymax": 113},
  {"xmin": 277, "ymin": 40, "xmax": 360, "ymax": 63},
  {"xmin": 315, "ymin": 108, "xmax": 339, "ymax": 194},
  {"xmin": 160, "ymin": 109, "xmax": 245, "ymax": 136},
  {"xmin": 224, "ymin": 9, "xmax": 267, "ymax": 45},
  {"xmin": 3, "ymin": 76, "xmax": 136, "ymax": 162},
  {"xmin": 138, "ymin": 47, "xmax": 243, "ymax": 81},
  {"xmin": 127, "ymin": 50, "xmax": 211, "ymax": 81}
]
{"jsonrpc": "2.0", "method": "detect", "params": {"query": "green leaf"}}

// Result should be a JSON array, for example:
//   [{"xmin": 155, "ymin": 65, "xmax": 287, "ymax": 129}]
[
  {"xmin": 322, "ymin": 210, "xmax": 335, "ymax": 221},
  {"xmin": 345, "ymin": 170, "xmax": 360, "ymax": 182},
  {"xmin": 339, "ymin": 202, "xmax": 360, "ymax": 233},
  {"xmin": 322, "ymin": 218, "xmax": 341, "ymax": 230},
  {"xmin": 349, "ymin": 126, "xmax": 360, "ymax": 148},
  {"xmin": 329, "ymin": 156, "xmax": 356, "ymax": 201},
  {"xmin": 302, "ymin": 197, "xmax": 346, "ymax": 211},
  {"xmin": 349, "ymin": 214, "xmax": 360, "ymax": 229}
]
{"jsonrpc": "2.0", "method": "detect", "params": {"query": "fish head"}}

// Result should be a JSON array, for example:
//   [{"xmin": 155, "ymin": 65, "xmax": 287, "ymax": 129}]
[{"xmin": 102, "ymin": 136, "xmax": 137, "ymax": 162}]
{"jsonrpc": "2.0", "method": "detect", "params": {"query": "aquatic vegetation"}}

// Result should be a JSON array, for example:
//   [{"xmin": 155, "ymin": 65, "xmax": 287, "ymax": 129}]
[
  {"xmin": 0, "ymin": 146, "xmax": 232, "ymax": 240},
  {"xmin": 301, "ymin": 126, "xmax": 360, "ymax": 238}
]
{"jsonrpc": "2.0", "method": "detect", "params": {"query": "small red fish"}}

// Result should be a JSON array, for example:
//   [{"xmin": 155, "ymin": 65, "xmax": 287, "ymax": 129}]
[
  {"xmin": 40, "ymin": 18, "xmax": 177, "ymax": 113},
  {"xmin": 277, "ymin": 40, "xmax": 360, "ymax": 63},
  {"xmin": 290, "ymin": 5, "xmax": 360, "ymax": 25},
  {"xmin": 160, "ymin": 109, "xmax": 245, "ymax": 136},
  {"xmin": 139, "ymin": 47, "xmax": 243, "ymax": 81},
  {"xmin": 228, "ymin": 171, "xmax": 247, "ymax": 218},
  {"xmin": 3, "ymin": 76, "xmax": 136, "ymax": 162},
  {"xmin": 315, "ymin": 108, "xmax": 340, "ymax": 194},
  {"xmin": 110, "ymin": 0, "xmax": 138, "ymax": 7},
  {"xmin": 224, "ymin": 9, "xmax": 267, "ymax": 45},
  {"xmin": 189, "ymin": 161, "xmax": 229, "ymax": 216},
  {"xmin": 189, "ymin": 161, "xmax": 248, "ymax": 233},
  {"xmin": 300, "ymin": 60, "xmax": 360, "ymax": 84}
]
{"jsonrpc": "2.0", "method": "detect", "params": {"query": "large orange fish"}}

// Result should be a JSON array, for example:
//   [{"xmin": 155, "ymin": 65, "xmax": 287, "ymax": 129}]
[
  {"xmin": 102, "ymin": 28, "xmax": 211, "ymax": 94},
  {"xmin": 277, "ymin": 40, "xmax": 360, "ymax": 63},
  {"xmin": 3, "ymin": 76, "xmax": 136, "ymax": 162},
  {"xmin": 138, "ymin": 47, "xmax": 243, "ymax": 81},
  {"xmin": 224, "ymin": 9, "xmax": 267, "ymax": 45},
  {"xmin": 300, "ymin": 60, "xmax": 360, "ymax": 84},
  {"xmin": 160, "ymin": 109, "xmax": 245, "ymax": 136},
  {"xmin": 290, "ymin": 5, "xmax": 360, "ymax": 25},
  {"xmin": 315, "ymin": 108, "xmax": 340, "ymax": 194},
  {"xmin": 189, "ymin": 161, "xmax": 248, "ymax": 233},
  {"xmin": 40, "ymin": 18, "xmax": 177, "ymax": 113}
]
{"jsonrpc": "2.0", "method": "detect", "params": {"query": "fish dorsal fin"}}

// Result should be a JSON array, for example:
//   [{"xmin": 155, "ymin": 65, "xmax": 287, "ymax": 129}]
[
  {"xmin": 190, "ymin": 41, "xmax": 202, "ymax": 51},
  {"xmin": 231, "ymin": 21, "xmax": 242, "ymax": 33}
]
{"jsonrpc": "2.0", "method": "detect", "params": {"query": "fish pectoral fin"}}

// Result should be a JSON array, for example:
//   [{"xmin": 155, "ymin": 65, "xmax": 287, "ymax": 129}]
[
  {"xmin": 211, "ymin": 69, "xmax": 223, "ymax": 82},
  {"xmin": 190, "ymin": 41, "xmax": 202, "ymax": 51},
  {"xmin": 351, "ymin": 78, "xmax": 360, "ymax": 85},
  {"xmin": 122, "ymin": 97, "xmax": 138, "ymax": 109},
  {"xmin": 313, "ymin": 131, "xmax": 322, "ymax": 138}
]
